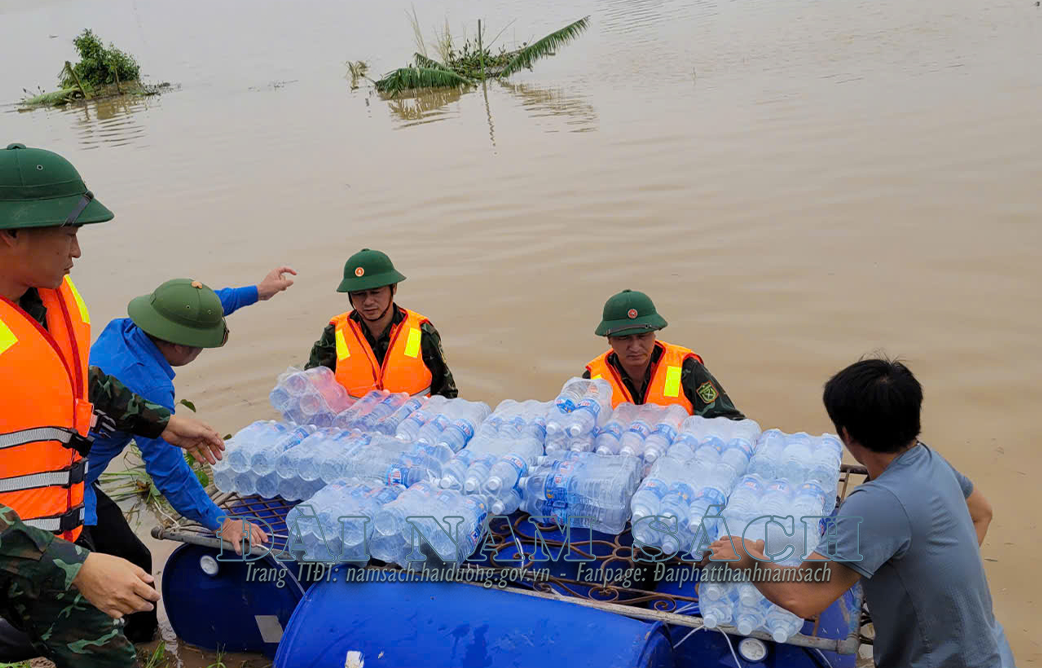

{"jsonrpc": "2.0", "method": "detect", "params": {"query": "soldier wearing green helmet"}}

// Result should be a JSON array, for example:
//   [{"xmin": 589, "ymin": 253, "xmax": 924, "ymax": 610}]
[
  {"xmin": 82, "ymin": 269, "xmax": 295, "ymax": 643},
  {"xmin": 583, "ymin": 289, "xmax": 744, "ymax": 419},
  {"xmin": 0, "ymin": 143, "xmax": 226, "ymax": 666},
  {"xmin": 306, "ymin": 248, "xmax": 458, "ymax": 399}
]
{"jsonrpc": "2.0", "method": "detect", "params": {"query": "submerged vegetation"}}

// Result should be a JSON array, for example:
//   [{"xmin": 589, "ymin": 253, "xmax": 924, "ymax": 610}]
[
  {"xmin": 366, "ymin": 13, "xmax": 591, "ymax": 96},
  {"xmin": 18, "ymin": 29, "xmax": 169, "ymax": 109}
]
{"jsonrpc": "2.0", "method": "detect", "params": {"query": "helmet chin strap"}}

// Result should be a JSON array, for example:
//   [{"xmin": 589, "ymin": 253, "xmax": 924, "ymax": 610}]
[{"xmin": 63, "ymin": 191, "xmax": 94, "ymax": 226}]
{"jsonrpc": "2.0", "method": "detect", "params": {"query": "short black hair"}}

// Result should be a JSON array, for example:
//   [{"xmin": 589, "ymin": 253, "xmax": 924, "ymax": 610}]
[{"xmin": 822, "ymin": 356, "xmax": 923, "ymax": 454}]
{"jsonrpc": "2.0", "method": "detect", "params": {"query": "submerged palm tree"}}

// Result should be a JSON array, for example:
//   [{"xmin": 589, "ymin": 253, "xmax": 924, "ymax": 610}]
[{"xmin": 374, "ymin": 16, "xmax": 590, "ymax": 96}]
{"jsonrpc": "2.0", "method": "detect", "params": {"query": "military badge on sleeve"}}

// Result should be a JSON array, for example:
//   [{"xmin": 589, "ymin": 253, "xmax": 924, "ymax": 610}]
[{"xmin": 696, "ymin": 381, "xmax": 719, "ymax": 404}]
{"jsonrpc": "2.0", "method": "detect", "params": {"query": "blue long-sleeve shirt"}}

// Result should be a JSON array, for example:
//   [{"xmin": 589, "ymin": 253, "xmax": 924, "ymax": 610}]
[{"xmin": 85, "ymin": 286, "xmax": 259, "ymax": 530}]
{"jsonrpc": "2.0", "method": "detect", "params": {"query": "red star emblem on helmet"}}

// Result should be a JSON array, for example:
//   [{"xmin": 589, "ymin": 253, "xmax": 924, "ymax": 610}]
[
  {"xmin": 355, "ymin": 267, "xmax": 365, "ymax": 277},
  {"xmin": 627, "ymin": 308, "xmax": 638, "ymax": 319}
]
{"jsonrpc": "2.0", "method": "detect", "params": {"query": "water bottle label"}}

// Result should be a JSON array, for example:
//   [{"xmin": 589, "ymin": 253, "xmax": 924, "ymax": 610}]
[
  {"xmin": 544, "ymin": 468, "xmax": 576, "ymax": 501},
  {"xmin": 798, "ymin": 482, "xmax": 825, "ymax": 496},
  {"xmin": 628, "ymin": 421, "xmax": 652, "ymax": 438},
  {"xmin": 386, "ymin": 465, "xmax": 404, "ymax": 486},
  {"xmin": 548, "ymin": 500, "xmax": 569, "ymax": 525},
  {"xmin": 641, "ymin": 478, "xmax": 669, "ymax": 500},
  {"xmin": 600, "ymin": 423, "xmax": 624, "ymax": 439},
  {"xmin": 651, "ymin": 424, "xmax": 679, "ymax": 442},
  {"xmin": 576, "ymin": 398, "xmax": 602, "ymax": 416},
  {"xmin": 668, "ymin": 482, "xmax": 696, "ymax": 502},
  {"xmin": 555, "ymin": 398, "xmax": 576, "ymax": 413},
  {"xmin": 737, "ymin": 477, "xmax": 762, "ymax": 493},
  {"xmin": 410, "ymin": 410, "xmax": 429, "ymax": 424},
  {"xmin": 503, "ymin": 454, "xmax": 528, "ymax": 477},
  {"xmin": 766, "ymin": 480, "xmax": 791, "ymax": 494},
  {"xmin": 730, "ymin": 439, "xmax": 755, "ymax": 458},
  {"xmin": 453, "ymin": 419, "xmax": 475, "ymax": 440},
  {"xmin": 694, "ymin": 488, "xmax": 726, "ymax": 507}
]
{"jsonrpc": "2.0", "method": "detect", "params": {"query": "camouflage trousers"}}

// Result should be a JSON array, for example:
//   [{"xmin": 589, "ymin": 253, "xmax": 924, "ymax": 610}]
[{"xmin": 1, "ymin": 577, "xmax": 139, "ymax": 668}]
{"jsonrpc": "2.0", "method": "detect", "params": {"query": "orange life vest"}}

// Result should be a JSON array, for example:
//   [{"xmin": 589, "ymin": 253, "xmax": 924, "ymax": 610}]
[
  {"xmin": 586, "ymin": 341, "xmax": 702, "ymax": 414},
  {"xmin": 329, "ymin": 307, "xmax": 433, "ymax": 399},
  {"xmin": 0, "ymin": 277, "xmax": 95, "ymax": 542}
]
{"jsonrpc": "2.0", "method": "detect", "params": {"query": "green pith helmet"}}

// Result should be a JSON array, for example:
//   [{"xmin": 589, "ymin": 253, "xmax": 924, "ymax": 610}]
[
  {"xmin": 0, "ymin": 143, "xmax": 113, "ymax": 229},
  {"xmin": 595, "ymin": 289, "xmax": 668, "ymax": 337},
  {"xmin": 336, "ymin": 248, "xmax": 407, "ymax": 293},
  {"xmin": 128, "ymin": 279, "xmax": 228, "ymax": 348}
]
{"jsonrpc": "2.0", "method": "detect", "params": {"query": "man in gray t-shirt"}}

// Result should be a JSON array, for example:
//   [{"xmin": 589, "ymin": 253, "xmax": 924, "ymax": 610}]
[{"xmin": 708, "ymin": 358, "xmax": 1016, "ymax": 668}]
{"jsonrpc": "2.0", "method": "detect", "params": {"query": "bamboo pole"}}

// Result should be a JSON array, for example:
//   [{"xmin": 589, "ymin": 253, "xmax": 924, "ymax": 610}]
[
  {"xmin": 478, "ymin": 19, "xmax": 485, "ymax": 81},
  {"xmin": 64, "ymin": 61, "xmax": 89, "ymax": 100}
]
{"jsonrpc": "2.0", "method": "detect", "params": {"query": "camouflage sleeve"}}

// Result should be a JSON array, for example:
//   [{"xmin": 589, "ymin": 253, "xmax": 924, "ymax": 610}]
[
  {"xmin": 0, "ymin": 504, "xmax": 87, "ymax": 591},
  {"xmin": 305, "ymin": 324, "xmax": 338, "ymax": 372},
  {"xmin": 421, "ymin": 322, "xmax": 459, "ymax": 398},
  {"xmin": 87, "ymin": 366, "xmax": 171, "ymax": 439},
  {"xmin": 682, "ymin": 358, "xmax": 745, "ymax": 420}
]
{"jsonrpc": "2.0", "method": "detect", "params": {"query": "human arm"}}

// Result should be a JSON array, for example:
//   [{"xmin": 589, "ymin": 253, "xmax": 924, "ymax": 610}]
[
  {"xmin": 305, "ymin": 323, "xmax": 338, "ymax": 371},
  {"xmin": 682, "ymin": 359, "xmax": 745, "ymax": 420},
  {"xmin": 215, "ymin": 265, "xmax": 297, "ymax": 316},
  {"xmin": 88, "ymin": 366, "xmax": 224, "ymax": 464},
  {"xmin": 944, "ymin": 457, "xmax": 992, "ymax": 547},
  {"xmin": 421, "ymin": 321, "xmax": 458, "ymax": 398},
  {"xmin": 707, "ymin": 537, "xmax": 861, "ymax": 619},
  {"xmin": 0, "ymin": 504, "xmax": 157, "ymax": 619},
  {"xmin": 136, "ymin": 423, "xmax": 268, "ymax": 547}
]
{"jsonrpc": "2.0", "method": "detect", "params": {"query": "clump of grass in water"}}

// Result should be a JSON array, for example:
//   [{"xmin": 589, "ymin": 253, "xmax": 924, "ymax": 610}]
[
  {"xmin": 369, "ymin": 13, "xmax": 590, "ymax": 96},
  {"xmin": 18, "ymin": 28, "xmax": 169, "ymax": 109}
]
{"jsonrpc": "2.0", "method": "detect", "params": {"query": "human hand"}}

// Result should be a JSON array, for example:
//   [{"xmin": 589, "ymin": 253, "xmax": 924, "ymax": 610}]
[
  {"xmin": 161, "ymin": 415, "xmax": 224, "ymax": 465},
  {"xmin": 708, "ymin": 536, "xmax": 764, "ymax": 568},
  {"xmin": 257, "ymin": 265, "xmax": 297, "ymax": 301},
  {"xmin": 219, "ymin": 518, "xmax": 269, "ymax": 555},
  {"xmin": 72, "ymin": 552, "xmax": 160, "ymax": 619}
]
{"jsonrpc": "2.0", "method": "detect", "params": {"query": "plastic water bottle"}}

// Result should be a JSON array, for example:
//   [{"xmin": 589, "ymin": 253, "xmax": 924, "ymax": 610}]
[
  {"xmin": 720, "ymin": 437, "xmax": 755, "ymax": 475},
  {"xmin": 618, "ymin": 404, "xmax": 660, "ymax": 458},
  {"xmin": 228, "ymin": 421, "xmax": 290, "ymax": 473},
  {"xmin": 643, "ymin": 405, "xmax": 688, "ymax": 463},
  {"xmin": 749, "ymin": 429, "xmax": 787, "ymax": 479},
  {"xmin": 252, "ymin": 425, "xmax": 318, "ymax": 475},
  {"xmin": 780, "ymin": 432, "xmax": 814, "ymax": 483},
  {"xmin": 701, "ymin": 588, "xmax": 735, "ymax": 629},
  {"xmin": 489, "ymin": 485, "xmax": 523, "ymax": 515},
  {"xmin": 342, "ymin": 482, "xmax": 408, "ymax": 552},
  {"xmin": 764, "ymin": 604, "xmax": 804, "ymax": 642},
  {"xmin": 375, "ymin": 397, "xmax": 423, "ymax": 435},
  {"xmin": 593, "ymin": 403, "xmax": 637, "ymax": 455},
  {"xmin": 334, "ymin": 390, "xmax": 387, "ymax": 430},
  {"xmin": 386, "ymin": 451, "xmax": 442, "ymax": 487},
  {"xmin": 317, "ymin": 434, "xmax": 371, "ymax": 484},
  {"xmin": 734, "ymin": 589, "xmax": 769, "ymax": 636},
  {"xmin": 436, "ymin": 400, "xmax": 491, "ymax": 452},
  {"xmin": 355, "ymin": 393, "xmax": 409, "ymax": 431}
]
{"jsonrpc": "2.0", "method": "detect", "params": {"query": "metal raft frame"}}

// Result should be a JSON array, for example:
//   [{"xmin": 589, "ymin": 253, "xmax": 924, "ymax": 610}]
[{"xmin": 151, "ymin": 463, "xmax": 871, "ymax": 656}]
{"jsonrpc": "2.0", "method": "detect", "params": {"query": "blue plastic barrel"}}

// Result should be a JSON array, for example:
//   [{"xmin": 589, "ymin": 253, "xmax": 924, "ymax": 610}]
[
  {"xmin": 274, "ymin": 579, "xmax": 675, "ymax": 668},
  {"xmin": 162, "ymin": 543, "xmax": 305, "ymax": 658}
]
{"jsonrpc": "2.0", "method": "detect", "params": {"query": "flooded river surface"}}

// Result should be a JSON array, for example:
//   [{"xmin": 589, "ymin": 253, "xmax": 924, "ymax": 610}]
[{"xmin": 3, "ymin": 0, "xmax": 1041, "ymax": 664}]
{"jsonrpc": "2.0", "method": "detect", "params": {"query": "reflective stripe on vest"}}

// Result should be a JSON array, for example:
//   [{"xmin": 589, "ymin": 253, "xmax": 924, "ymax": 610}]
[
  {"xmin": 0, "ymin": 277, "xmax": 92, "ymax": 542},
  {"xmin": 0, "ymin": 460, "xmax": 87, "ymax": 493},
  {"xmin": 585, "ymin": 341, "xmax": 701, "ymax": 414},
  {"xmin": 329, "ymin": 307, "xmax": 434, "ymax": 398},
  {"xmin": 24, "ymin": 507, "xmax": 85, "ymax": 533}
]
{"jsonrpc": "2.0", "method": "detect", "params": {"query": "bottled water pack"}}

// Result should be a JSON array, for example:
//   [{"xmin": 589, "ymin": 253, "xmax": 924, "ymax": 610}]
[
  {"xmin": 544, "ymin": 378, "xmax": 613, "ymax": 455},
  {"xmin": 370, "ymin": 482, "xmax": 489, "ymax": 567},
  {"xmin": 518, "ymin": 451, "xmax": 642, "ymax": 534},
  {"xmin": 286, "ymin": 477, "xmax": 407, "ymax": 563},
  {"xmin": 748, "ymin": 430, "xmax": 843, "ymax": 514},
  {"xmin": 269, "ymin": 367, "xmax": 354, "ymax": 428}
]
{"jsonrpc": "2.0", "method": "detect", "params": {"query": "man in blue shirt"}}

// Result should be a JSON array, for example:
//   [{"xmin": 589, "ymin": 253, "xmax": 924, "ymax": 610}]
[{"xmin": 84, "ymin": 266, "xmax": 295, "ymax": 642}]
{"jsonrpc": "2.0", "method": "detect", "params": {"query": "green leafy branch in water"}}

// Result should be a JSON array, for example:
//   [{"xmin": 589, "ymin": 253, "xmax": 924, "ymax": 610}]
[
  {"xmin": 369, "ymin": 15, "xmax": 590, "ymax": 96},
  {"xmin": 60, "ymin": 29, "xmax": 140, "ymax": 90}
]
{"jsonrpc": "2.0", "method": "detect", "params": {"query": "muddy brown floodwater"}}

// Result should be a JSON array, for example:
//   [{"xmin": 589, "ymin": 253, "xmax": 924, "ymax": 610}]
[{"xmin": 3, "ymin": 0, "xmax": 1041, "ymax": 664}]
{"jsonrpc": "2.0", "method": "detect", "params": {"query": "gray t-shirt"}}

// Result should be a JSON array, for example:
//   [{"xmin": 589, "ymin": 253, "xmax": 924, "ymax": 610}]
[{"xmin": 818, "ymin": 443, "xmax": 1015, "ymax": 668}]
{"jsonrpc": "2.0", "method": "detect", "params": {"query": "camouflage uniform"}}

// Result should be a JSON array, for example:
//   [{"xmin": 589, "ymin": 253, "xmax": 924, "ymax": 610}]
[
  {"xmin": 582, "ymin": 347, "xmax": 745, "ymax": 420},
  {"xmin": 306, "ymin": 304, "xmax": 459, "ymax": 399},
  {"xmin": 0, "ymin": 504, "xmax": 140, "ymax": 668},
  {"xmin": 18, "ymin": 288, "xmax": 172, "ymax": 438}
]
